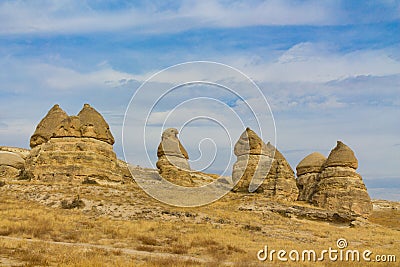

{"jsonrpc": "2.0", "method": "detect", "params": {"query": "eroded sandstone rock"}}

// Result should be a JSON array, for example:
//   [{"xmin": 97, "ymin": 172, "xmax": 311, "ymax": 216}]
[
  {"xmin": 78, "ymin": 103, "xmax": 115, "ymax": 145},
  {"xmin": 0, "ymin": 146, "xmax": 30, "ymax": 159},
  {"xmin": 311, "ymin": 141, "xmax": 372, "ymax": 217},
  {"xmin": 30, "ymin": 104, "xmax": 69, "ymax": 148},
  {"xmin": 25, "ymin": 104, "xmax": 127, "ymax": 184},
  {"xmin": 260, "ymin": 142, "xmax": 299, "ymax": 201},
  {"xmin": 156, "ymin": 128, "xmax": 193, "ymax": 186},
  {"xmin": 232, "ymin": 128, "xmax": 299, "ymax": 201},
  {"xmin": 232, "ymin": 128, "xmax": 273, "ymax": 193},
  {"xmin": 296, "ymin": 152, "xmax": 326, "ymax": 201},
  {"xmin": 0, "ymin": 151, "xmax": 25, "ymax": 179}
]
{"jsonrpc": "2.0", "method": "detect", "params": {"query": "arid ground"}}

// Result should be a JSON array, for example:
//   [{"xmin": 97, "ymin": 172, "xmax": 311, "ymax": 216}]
[{"xmin": 0, "ymin": 179, "xmax": 398, "ymax": 267}]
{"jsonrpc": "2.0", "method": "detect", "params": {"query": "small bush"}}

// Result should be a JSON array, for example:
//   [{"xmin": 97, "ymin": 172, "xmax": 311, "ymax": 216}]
[
  {"xmin": 137, "ymin": 235, "xmax": 158, "ymax": 246},
  {"xmin": 61, "ymin": 196, "xmax": 85, "ymax": 209}
]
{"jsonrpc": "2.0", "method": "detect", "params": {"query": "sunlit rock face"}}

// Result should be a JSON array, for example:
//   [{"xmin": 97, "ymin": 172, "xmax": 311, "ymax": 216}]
[
  {"xmin": 311, "ymin": 141, "xmax": 372, "ymax": 217},
  {"xmin": 296, "ymin": 152, "xmax": 326, "ymax": 201},
  {"xmin": 232, "ymin": 128, "xmax": 298, "ymax": 201},
  {"xmin": 25, "ymin": 104, "xmax": 126, "ymax": 184}
]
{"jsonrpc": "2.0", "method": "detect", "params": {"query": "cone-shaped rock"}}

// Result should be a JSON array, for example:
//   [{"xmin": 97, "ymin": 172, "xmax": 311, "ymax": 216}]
[
  {"xmin": 234, "ymin": 128, "xmax": 271, "ymax": 157},
  {"xmin": 157, "ymin": 128, "xmax": 189, "ymax": 160},
  {"xmin": 312, "ymin": 141, "xmax": 372, "ymax": 217},
  {"xmin": 77, "ymin": 104, "xmax": 115, "ymax": 145},
  {"xmin": 30, "ymin": 104, "xmax": 68, "ymax": 148},
  {"xmin": 232, "ymin": 128, "xmax": 298, "ymax": 201},
  {"xmin": 232, "ymin": 128, "xmax": 273, "ymax": 192},
  {"xmin": 259, "ymin": 142, "xmax": 299, "ymax": 201},
  {"xmin": 296, "ymin": 152, "xmax": 326, "ymax": 201}
]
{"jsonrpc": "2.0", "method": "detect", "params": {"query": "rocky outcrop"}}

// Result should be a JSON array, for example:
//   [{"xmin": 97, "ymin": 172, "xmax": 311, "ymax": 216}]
[
  {"xmin": 30, "ymin": 104, "xmax": 69, "ymax": 148},
  {"xmin": 232, "ymin": 128, "xmax": 273, "ymax": 193},
  {"xmin": 296, "ymin": 152, "xmax": 326, "ymax": 201},
  {"xmin": 232, "ymin": 128, "xmax": 299, "ymax": 201},
  {"xmin": 156, "ymin": 128, "xmax": 194, "ymax": 186},
  {"xmin": 157, "ymin": 128, "xmax": 190, "ymax": 170},
  {"xmin": 25, "ymin": 104, "xmax": 127, "ymax": 184},
  {"xmin": 53, "ymin": 104, "xmax": 115, "ymax": 145},
  {"xmin": 0, "ymin": 151, "xmax": 25, "ymax": 179},
  {"xmin": 260, "ymin": 142, "xmax": 299, "ymax": 201},
  {"xmin": 154, "ymin": 128, "xmax": 218, "ymax": 187},
  {"xmin": 77, "ymin": 103, "xmax": 115, "ymax": 145},
  {"xmin": 311, "ymin": 141, "xmax": 372, "ymax": 217}
]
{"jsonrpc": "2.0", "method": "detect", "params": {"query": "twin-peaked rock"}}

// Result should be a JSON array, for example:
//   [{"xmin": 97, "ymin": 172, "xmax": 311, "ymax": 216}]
[
  {"xmin": 25, "ymin": 104, "xmax": 127, "ymax": 184},
  {"xmin": 232, "ymin": 128, "xmax": 298, "ymax": 201},
  {"xmin": 297, "ymin": 141, "xmax": 372, "ymax": 217}
]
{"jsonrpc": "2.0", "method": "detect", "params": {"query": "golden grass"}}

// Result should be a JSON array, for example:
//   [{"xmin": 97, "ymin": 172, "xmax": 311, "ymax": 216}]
[{"xmin": 0, "ymin": 182, "xmax": 399, "ymax": 266}]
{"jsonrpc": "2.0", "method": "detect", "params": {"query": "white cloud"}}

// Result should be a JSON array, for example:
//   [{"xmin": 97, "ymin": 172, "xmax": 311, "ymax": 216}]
[
  {"xmin": 0, "ymin": 58, "xmax": 138, "ymax": 92},
  {"xmin": 0, "ymin": 1, "xmax": 346, "ymax": 35},
  {"xmin": 225, "ymin": 43, "xmax": 400, "ymax": 83}
]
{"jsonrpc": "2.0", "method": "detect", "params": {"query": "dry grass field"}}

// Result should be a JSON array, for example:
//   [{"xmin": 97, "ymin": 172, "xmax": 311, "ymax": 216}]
[{"xmin": 0, "ymin": 180, "xmax": 399, "ymax": 266}]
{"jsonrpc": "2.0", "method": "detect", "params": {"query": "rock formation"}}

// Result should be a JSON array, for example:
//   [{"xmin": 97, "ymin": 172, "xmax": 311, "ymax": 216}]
[
  {"xmin": 156, "ymin": 128, "xmax": 194, "ymax": 186},
  {"xmin": 0, "ymin": 151, "xmax": 25, "ymax": 179},
  {"xmin": 25, "ymin": 104, "xmax": 128, "ymax": 184},
  {"xmin": 232, "ymin": 128, "xmax": 273, "ymax": 192},
  {"xmin": 157, "ymin": 128, "xmax": 190, "ymax": 170},
  {"xmin": 232, "ymin": 128, "xmax": 299, "ymax": 201},
  {"xmin": 30, "ymin": 104, "xmax": 69, "ymax": 148},
  {"xmin": 77, "ymin": 103, "xmax": 115, "ymax": 145},
  {"xmin": 0, "ymin": 146, "xmax": 30, "ymax": 159},
  {"xmin": 260, "ymin": 142, "xmax": 299, "ymax": 201},
  {"xmin": 296, "ymin": 152, "xmax": 326, "ymax": 201},
  {"xmin": 311, "ymin": 141, "xmax": 372, "ymax": 217}
]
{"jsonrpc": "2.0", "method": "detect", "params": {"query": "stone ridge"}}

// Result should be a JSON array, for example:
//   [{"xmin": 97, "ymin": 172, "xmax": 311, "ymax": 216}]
[{"xmin": 0, "ymin": 151, "xmax": 25, "ymax": 180}]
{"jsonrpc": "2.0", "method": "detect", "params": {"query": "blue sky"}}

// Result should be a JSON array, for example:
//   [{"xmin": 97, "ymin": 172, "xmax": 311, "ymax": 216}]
[{"xmin": 0, "ymin": 0, "xmax": 399, "ymax": 200}]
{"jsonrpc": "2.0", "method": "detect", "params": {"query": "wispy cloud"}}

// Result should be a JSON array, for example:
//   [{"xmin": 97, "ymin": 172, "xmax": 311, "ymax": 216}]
[
  {"xmin": 225, "ymin": 43, "xmax": 400, "ymax": 83},
  {"xmin": 1, "ymin": 0, "xmax": 398, "ymax": 35}
]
